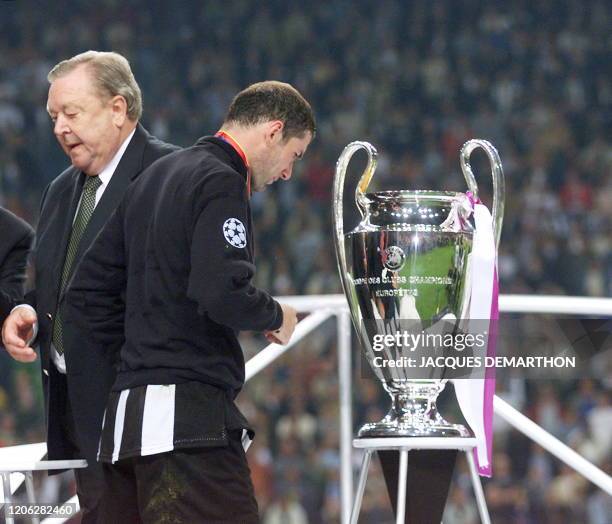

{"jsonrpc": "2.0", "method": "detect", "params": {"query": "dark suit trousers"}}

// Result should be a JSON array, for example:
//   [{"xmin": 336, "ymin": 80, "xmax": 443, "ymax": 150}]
[{"xmin": 56, "ymin": 371, "xmax": 104, "ymax": 524}]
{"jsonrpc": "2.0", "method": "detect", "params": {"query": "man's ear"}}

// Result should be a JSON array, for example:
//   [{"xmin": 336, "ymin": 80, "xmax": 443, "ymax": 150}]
[
  {"xmin": 110, "ymin": 95, "xmax": 128, "ymax": 127},
  {"xmin": 266, "ymin": 120, "xmax": 285, "ymax": 144}
]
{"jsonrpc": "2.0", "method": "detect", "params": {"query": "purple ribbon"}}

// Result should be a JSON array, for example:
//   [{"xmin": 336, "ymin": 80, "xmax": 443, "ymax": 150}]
[{"xmin": 453, "ymin": 192, "xmax": 498, "ymax": 477}]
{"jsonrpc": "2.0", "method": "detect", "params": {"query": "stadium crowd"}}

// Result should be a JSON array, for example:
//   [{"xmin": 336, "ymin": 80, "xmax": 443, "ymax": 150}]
[{"xmin": 0, "ymin": 1, "xmax": 610, "ymax": 522}]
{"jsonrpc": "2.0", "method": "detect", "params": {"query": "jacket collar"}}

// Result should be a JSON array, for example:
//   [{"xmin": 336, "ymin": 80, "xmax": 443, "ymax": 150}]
[{"xmin": 195, "ymin": 136, "xmax": 249, "ymax": 181}]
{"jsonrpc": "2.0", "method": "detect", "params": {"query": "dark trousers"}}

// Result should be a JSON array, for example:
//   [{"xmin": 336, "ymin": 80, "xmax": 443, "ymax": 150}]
[
  {"xmin": 58, "ymin": 373, "xmax": 104, "ymax": 524},
  {"xmin": 99, "ymin": 432, "xmax": 259, "ymax": 524}
]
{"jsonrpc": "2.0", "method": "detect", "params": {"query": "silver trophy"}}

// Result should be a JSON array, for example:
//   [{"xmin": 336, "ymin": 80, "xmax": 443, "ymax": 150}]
[{"xmin": 333, "ymin": 140, "xmax": 504, "ymax": 437}]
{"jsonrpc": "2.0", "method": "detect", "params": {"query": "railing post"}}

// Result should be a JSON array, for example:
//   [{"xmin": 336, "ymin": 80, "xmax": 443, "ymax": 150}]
[{"xmin": 337, "ymin": 309, "xmax": 353, "ymax": 524}]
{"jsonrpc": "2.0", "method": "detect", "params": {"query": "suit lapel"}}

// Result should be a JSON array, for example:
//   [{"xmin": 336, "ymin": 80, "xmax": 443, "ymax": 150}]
[{"xmin": 71, "ymin": 124, "xmax": 148, "ymax": 274}]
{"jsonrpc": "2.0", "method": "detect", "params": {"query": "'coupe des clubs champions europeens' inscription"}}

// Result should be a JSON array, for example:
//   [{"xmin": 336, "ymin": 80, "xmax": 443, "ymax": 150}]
[
  {"xmin": 351, "ymin": 273, "xmax": 455, "ymax": 298},
  {"xmin": 351, "ymin": 274, "xmax": 454, "ymax": 286}
]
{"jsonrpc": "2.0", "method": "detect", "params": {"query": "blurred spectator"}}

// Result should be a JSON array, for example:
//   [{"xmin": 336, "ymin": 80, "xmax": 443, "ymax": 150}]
[
  {"xmin": 484, "ymin": 452, "xmax": 530, "ymax": 524},
  {"xmin": 443, "ymin": 486, "xmax": 478, "ymax": 524},
  {"xmin": 263, "ymin": 486, "xmax": 309, "ymax": 524}
]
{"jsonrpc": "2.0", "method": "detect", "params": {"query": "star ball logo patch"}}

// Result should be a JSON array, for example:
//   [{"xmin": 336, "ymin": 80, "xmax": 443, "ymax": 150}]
[{"xmin": 223, "ymin": 218, "xmax": 247, "ymax": 248}]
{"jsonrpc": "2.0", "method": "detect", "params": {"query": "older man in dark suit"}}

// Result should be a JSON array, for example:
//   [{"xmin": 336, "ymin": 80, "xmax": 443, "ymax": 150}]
[
  {"xmin": 0, "ymin": 206, "xmax": 33, "ymax": 320},
  {"xmin": 1, "ymin": 51, "xmax": 178, "ymax": 522}
]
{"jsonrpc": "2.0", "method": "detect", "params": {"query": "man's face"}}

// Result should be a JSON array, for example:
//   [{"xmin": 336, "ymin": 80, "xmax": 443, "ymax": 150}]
[
  {"xmin": 47, "ymin": 65, "xmax": 125, "ymax": 175},
  {"xmin": 251, "ymin": 131, "xmax": 312, "ymax": 192}
]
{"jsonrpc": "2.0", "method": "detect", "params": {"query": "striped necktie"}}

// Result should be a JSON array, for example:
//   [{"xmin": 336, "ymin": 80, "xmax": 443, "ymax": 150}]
[{"xmin": 52, "ymin": 175, "xmax": 102, "ymax": 355}]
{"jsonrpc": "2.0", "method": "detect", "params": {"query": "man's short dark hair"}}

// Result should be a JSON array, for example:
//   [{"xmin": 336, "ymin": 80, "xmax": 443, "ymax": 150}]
[{"xmin": 224, "ymin": 81, "xmax": 315, "ymax": 140}]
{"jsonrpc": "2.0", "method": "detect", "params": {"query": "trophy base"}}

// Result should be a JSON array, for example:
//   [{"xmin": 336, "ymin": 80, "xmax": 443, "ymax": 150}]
[
  {"xmin": 358, "ymin": 381, "xmax": 472, "ymax": 438},
  {"xmin": 357, "ymin": 420, "xmax": 471, "ymax": 438}
]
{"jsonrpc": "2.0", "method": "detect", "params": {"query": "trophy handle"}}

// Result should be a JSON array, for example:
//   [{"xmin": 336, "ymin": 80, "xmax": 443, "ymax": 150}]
[
  {"xmin": 459, "ymin": 139, "xmax": 505, "ymax": 247},
  {"xmin": 333, "ymin": 141, "xmax": 378, "ymax": 297}
]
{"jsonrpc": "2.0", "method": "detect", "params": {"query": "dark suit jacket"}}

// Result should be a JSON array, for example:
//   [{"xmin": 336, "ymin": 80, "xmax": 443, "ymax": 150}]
[
  {"xmin": 28, "ymin": 124, "xmax": 178, "ymax": 466},
  {"xmin": 0, "ymin": 207, "xmax": 34, "ymax": 320}
]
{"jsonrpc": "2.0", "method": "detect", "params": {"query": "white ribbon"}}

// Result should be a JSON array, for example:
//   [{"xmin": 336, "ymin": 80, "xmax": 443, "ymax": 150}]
[{"xmin": 453, "ymin": 199, "xmax": 497, "ymax": 476}]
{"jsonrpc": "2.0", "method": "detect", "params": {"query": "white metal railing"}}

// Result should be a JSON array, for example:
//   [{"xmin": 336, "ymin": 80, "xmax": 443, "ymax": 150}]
[
  {"xmin": 2, "ymin": 294, "xmax": 611, "ymax": 524},
  {"xmin": 0, "ymin": 443, "xmax": 86, "ymax": 524},
  {"xmin": 280, "ymin": 292, "xmax": 612, "ymax": 315},
  {"xmin": 494, "ymin": 396, "xmax": 612, "ymax": 493},
  {"xmin": 245, "ymin": 309, "xmax": 335, "ymax": 380},
  {"xmin": 0, "ymin": 443, "xmax": 46, "ymax": 500},
  {"xmin": 499, "ymin": 294, "xmax": 612, "ymax": 315}
]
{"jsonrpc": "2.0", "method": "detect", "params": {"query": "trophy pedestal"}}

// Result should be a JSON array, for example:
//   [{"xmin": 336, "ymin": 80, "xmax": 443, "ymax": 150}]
[{"xmin": 350, "ymin": 437, "xmax": 491, "ymax": 524}]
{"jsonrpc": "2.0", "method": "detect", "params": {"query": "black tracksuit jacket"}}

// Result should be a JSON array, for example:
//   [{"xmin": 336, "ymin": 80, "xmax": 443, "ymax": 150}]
[{"xmin": 64, "ymin": 136, "xmax": 283, "ymax": 397}]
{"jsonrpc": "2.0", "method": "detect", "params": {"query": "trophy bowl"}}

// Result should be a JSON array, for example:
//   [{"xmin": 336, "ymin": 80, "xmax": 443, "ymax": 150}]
[{"xmin": 333, "ymin": 140, "xmax": 504, "ymax": 438}]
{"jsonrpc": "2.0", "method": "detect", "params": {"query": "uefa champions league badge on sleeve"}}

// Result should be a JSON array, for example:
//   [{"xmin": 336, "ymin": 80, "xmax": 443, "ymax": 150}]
[{"xmin": 223, "ymin": 218, "xmax": 247, "ymax": 248}]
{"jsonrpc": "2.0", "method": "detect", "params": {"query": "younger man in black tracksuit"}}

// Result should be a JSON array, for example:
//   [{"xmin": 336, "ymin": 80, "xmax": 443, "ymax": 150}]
[{"xmin": 65, "ymin": 81, "xmax": 315, "ymax": 522}]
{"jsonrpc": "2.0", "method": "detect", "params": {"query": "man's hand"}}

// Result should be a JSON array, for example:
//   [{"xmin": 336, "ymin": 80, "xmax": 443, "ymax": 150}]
[
  {"xmin": 264, "ymin": 303, "xmax": 297, "ymax": 345},
  {"xmin": 2, "ymin": 307, "xmax": 38, "ymax": 362}
]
